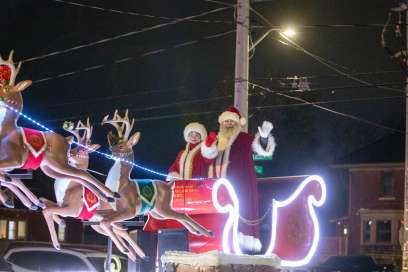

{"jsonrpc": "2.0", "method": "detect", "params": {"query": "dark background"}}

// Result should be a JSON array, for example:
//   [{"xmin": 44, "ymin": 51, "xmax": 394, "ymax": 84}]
[{"xmin": 1, "ymin": 0, "xmax": 405, "ymax": 234}]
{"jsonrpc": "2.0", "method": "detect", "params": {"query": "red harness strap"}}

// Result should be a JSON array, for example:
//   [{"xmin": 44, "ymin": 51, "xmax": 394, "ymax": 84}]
[
  {"xmin": 21, "ymin": 127, "xmax": 47, "ymax": 170},
  {"xmin": 77, "ymin": 187, "xmax": 100, "ymax": 221}
]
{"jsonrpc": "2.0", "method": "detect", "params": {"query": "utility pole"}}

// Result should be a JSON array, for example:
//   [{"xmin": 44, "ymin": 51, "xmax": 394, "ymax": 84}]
[
  {"xmin": 234, "ymin": 0, "xmax": 250, "ymax": 132},
  {"xmin": 404, "ymin": 2, "xmax": 408, "ymax": 270}
]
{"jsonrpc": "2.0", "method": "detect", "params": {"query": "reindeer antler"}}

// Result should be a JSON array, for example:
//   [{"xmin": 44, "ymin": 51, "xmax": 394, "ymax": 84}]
[
  {"xmin": 102, "ymin": 109, "xmax": 135, "ymax": 141},
  {"xmin": 76, "ymin": 118, "xmax": 93, "ymax": 144},
  {"xmin": 63, "ymin": 118, "xmax": 93, "ymax": 145}
]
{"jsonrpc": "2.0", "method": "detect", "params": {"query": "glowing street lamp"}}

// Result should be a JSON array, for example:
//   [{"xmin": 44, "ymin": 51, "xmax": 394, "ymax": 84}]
[{"xmin": 281, "ymin": 27, "xmax": 296, "ymax": 38}]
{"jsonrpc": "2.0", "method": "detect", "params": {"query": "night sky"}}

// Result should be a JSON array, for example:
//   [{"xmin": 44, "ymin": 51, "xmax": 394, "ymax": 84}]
[{"xmin": 1, "ymin": 0, "xmax": 405, "ymax": 229}]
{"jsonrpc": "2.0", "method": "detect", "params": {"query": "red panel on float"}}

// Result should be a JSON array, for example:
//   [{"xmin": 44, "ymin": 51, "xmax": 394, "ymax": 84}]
[{"xmin": 144, "ymin": 179, "xmax": 231, "ymax": 253}]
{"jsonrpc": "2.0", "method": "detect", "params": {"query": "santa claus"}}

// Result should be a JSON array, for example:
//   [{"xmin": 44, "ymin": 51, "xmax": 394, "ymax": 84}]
[
  {"xmin": 201, "ymin": 106, "xmax": 276, "ymax": 242},
  {"xmin": 167, "ymin": 122, "xmax": 213, "ymax": 181}
]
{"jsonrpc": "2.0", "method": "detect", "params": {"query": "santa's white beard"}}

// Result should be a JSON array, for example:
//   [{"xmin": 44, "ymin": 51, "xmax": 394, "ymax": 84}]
[{"xmin": 218, "ymin": 124, "xmax": 241, "ymax": 151}]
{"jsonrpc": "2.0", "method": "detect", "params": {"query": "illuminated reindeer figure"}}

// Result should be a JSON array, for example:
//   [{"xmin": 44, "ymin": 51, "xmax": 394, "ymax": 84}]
[
  {"xmin": 99, "ymin": 110, "xmax": 213, "ymax": 247},
  {"xmin": 41, "ymin": 119, "xmax": 144, "ymax": 260},
  {"xmin": 0, "ymin": 51, "xmax": 118, "ymax": 203}
]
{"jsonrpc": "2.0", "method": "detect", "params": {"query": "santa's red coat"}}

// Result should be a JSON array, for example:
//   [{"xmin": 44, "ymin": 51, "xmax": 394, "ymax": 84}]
[
  {"xmin": 208, "ymin": 132, "xmax": 259, "ymax": 237},
  {"xmin": 168, "ymin": 143, "xmax": 212, "ymax": 179}
]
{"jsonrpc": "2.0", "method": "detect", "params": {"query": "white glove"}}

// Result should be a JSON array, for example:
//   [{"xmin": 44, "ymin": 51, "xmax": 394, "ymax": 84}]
[{"xmin": 258, "ymin": 121, "xmax": 273, "ymax": 138}]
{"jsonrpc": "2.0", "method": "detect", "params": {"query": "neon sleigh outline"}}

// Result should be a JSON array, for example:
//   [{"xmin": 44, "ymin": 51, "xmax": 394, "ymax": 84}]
[{"xmin": 212, "ymin": 175, "xmax": 327, "ymax": 267}]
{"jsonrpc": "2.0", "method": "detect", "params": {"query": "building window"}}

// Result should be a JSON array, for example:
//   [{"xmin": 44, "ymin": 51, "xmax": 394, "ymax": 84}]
[
  {"xmin": 8, "ymin": 221, "xmax": 16, "ymax": 240},
  {"xmin": 58, "ymin": 224, "xmax": 66, "ymax": 242},
  {"xmin": 376, "ymin": 220, "xmax": 391, "ymax": 243},
  {"xmin": 380, "ymin": 171, "xmax": 394, "ymax": 197},
  {"xmin": 362, "ymin": 220, "xmax": 372, "ymax": 243},
  {"xmin": 0, "ymin": 220, "xmax": 6, "ymax": 239},
  {"xmin": 17, "ymin": 221, "xmax": 26, "ymax": 240}
]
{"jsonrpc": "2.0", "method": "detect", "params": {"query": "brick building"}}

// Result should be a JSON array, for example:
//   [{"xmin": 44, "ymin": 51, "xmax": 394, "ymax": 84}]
[{"xmin": 331, "ymin": 133, "xmax": 404, "ymax": 266}]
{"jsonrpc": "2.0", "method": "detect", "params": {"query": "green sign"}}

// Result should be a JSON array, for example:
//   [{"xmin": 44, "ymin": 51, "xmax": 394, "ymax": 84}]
[
  {"xmin": 254, "ymin": 165, "xmax": 264, "ymax": 174},
  {"xmin": 253, "ymin": 154, "xmax": 273, "ymax": 161}
]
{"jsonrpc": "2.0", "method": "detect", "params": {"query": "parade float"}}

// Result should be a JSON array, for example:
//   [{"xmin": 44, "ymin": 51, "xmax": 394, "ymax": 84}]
[{"xmin": 0, "ymin": 51, "xmax": 327, "ymax": 271}]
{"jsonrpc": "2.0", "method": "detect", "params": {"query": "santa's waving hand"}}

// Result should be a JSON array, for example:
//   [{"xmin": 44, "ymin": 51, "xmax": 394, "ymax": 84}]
[{"xmin": 253, "ymin": 120, "xmax": 276, "ymax": 157}]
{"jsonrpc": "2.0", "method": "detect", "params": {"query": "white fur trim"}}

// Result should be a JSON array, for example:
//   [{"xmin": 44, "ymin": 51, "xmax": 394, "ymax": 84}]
[
  {"xmin": 238, "ymin": 232, "xmax": 262, "ymax": 253},
  {"xmin": 218, "ymin": 111, "xmax": 240, "ymax": 124},
  {"xmin": 161, "ymin": 250, "xmax": 281, "ymax": 267},
  {"xmin": 54, "ymin": 179, "xmax": 70, "ymax": 206},
  {"xmin": 252, "ymin": 133, "xmax": 276, "ymax": 157},
  {"xmin": 166, "ymin": 171, "xmax": 180, "ymax": 181},
  {"xmin": 201, "ymin": 143, "xmax": 218, "ymax": 159},
  {"xmin": 184, "ymin": 122, "xmax": 207, "ymax": 142}
]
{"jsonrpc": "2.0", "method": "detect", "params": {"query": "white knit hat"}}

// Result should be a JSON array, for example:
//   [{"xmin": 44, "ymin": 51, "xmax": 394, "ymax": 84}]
[
  {"xmin": 218, "ymin": 106, "xmax": 246, "ymax": 126},
  {"xmin": 184, "ymin": 122, "xmax": 207, "ymax": 142}
]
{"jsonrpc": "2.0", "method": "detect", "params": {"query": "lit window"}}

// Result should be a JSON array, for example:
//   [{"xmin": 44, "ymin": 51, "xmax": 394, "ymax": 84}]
[
  {"xmin": 380, "ymin": 172, "xmax": 394, "ymax": 197},
  {"xmin": 376, "ymin": 220, "xmax": 391, "ymax": 242},
  {"xmin": 8, "ymin": 221, "xmax": 16, "ymax": 240},
  {"xmin": 17, "ymin": 221, "xmax": 26, "ymax": 240},
  {"xmin": 362, "ymin": 220, "xmax": 371, "ymax": 243},
  {"xmin": 0, "ymin": 220, "xmax": 6, "ymax": 239},
  {"xmin": 58, "ymin": 224, "xmax": 66, "ymax": 242}
]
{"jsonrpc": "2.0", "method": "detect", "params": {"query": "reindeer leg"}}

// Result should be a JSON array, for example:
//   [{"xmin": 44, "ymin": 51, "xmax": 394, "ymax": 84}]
[
  {"xmin": 39, "ymin": 198, "xmax": 69, "ymax": 227},
  {"xmin": 113, "ymin": 227, "xmax": 147, "ymax": 259},
  {"xmin": 1, "ymin": 182, "xmax": 36, "ymax": 210},
  {"xmin": 42, "ymin": 208, "xmax": 61, "ymax": 250},
  {"xmin": 0, "ymin": 189, "xmax": 14, "ymax": 208},
  {"xmin": 91, "ymin": 225, "xmax": 132, "ymax": 257},
  {"xmin": 41, "ymin": 165, "xmax": 111, "ymax": 203},
  {"xmin": 43, "ymin": 162, "xmax": 117, "ymax": 202},
  {"xmin": 154, "ymin": 183, "xmax": 212, "ymax": 237},
  {"xmin": 99, "ymin": 210, "xmax": 135, "ymax": 254},
  {"xmin": 9, "ymin": 178, "xmax": 43, "ymax": 208}
]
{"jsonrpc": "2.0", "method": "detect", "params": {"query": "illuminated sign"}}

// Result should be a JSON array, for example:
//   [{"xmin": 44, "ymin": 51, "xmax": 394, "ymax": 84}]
[{"xmin": 253, "ymin": 154, "xmax": 273, "ymax": 161}]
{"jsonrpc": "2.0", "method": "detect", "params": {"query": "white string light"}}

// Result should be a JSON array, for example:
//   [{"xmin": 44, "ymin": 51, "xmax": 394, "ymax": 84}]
[{"xmin": 2, "ymin": 103, "xmax": 207, "ymax": 181}]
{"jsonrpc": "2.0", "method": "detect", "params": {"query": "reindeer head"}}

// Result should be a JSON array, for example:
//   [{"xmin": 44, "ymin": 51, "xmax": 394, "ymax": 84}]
[
  {"xmin": 0, "ymin": 51, "xmax": 32, "ymax": 110},
  {"xmin": 63, "ymin": 118, "xmax": 100, "ymax": 168},
  {"xmin": 101, "ymin": 109, "xmax": 140, "ymax": 157}
]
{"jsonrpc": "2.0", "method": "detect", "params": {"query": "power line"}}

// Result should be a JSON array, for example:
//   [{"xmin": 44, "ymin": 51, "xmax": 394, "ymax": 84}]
[
  {"xmin": 51, "ymin": 0, "xmax": 235, "ymax": 25},
  {"xmin": 97, "ymin": 95, "xmax": 403, "ymax": 123},
  {"xmin": 252, "ymin": 70, "xmax": 402, "ymax": 81},
  {"xmin": 281, "ymin": 82, "xmax": 402, "ymax": 94},
  {"xmin": 252, "ymin": 95, "xmax": 403, "ymax": 110},
  {"xmin": 43, "ymin": 94, "xmax": 233, "ymax": 123},
  {"xmin": 279, "ymin": 35, "xmax": 405, "ymax": 94},
  {"xmin": 47, "ymin": 85, "xmax": 190, "ymax": 108},
  {"xmin": 258, "ymin": 23, "xmax": 408, "ymax": 30},
  {"xmin": 41, "ymin": 82, "xmax": 404, "ymax": 127},
  {"xmin": 21, "ymin": 6, "xmax": 231, "ymax": 64},
  {"xmin": 32, "ymin": 29, "xmax": 235, "ymax": 84},
  {"xmin": 249, "ymin": 81, "xmax": 403, "ymax": 133},
  {"xmin": 248, "ymin": 6, "xmax": 405, "ymax": 94},
  {"xmin": 201, "ymin": 0, "xmax": 236, "ymax": 8}
]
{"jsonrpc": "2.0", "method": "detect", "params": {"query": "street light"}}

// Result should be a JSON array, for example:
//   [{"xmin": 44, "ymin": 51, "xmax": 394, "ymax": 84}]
[{"xmin": 281, "ymin": 27, "xmax": 296, "ymax": 38}]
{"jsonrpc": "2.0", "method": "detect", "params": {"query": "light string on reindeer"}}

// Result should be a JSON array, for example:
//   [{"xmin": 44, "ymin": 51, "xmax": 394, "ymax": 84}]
[
  {"xmin": 1, "ymin": 102, "xmax": 285, "ymax": 229},
  {"xmin": 1, "ymin": 102, "xmax": 207, "ymax": 181}
]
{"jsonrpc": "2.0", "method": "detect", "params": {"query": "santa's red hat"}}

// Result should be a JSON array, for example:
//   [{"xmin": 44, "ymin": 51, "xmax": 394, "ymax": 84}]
[{"xmin": 218, "ymin": 106, "xmax": 246, "ymax": 126}]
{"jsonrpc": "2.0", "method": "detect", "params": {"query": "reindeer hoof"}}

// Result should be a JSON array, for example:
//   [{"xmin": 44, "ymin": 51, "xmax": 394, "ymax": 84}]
[
  {"xmin": 113, "ymin": 192, "xmax": 121, "ymax": 199},
  {"xmin": 141, "ymin": 256, "xmax": 150, "ymax": 262},
  {"xmin": 59, "ymin": 220, "xmax": 66, "ymax": 228},
  {"xmin": 3, "ymin": 174, "xmax": 11, "ymax": 183},
  {"xmin": 55, "ymin": 244, "xmax": 61, "ymax": 250},
  {"xmin": 107, "ymin": 197, "xmax": 115, "ymax": 203},
  {"xmin": 29, "ymin": 204, "xmax": 38, "ymax": 211},
  {"xmin": 37, "ymin": 201, "xmax": 46, "ymax": 209},
  {"xmin": 3, "ymin": 199, "xmax": 14, "ymax": 209}
]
